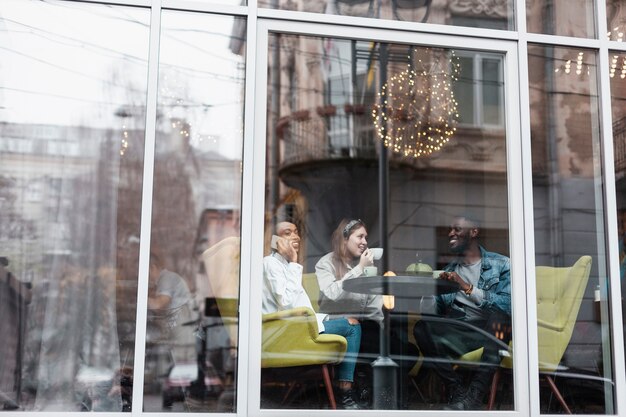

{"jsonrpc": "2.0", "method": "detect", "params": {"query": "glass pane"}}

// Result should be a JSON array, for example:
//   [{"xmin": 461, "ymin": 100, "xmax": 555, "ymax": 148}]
[
  {"xmin": 482, "ymin": 58, "xmax": 502, "ymax": 125},
  {"xmin": 143, "ymin": 11, "xmax": 245, "ymax": 413},
  {"xmin": 610, "ymin": 50, "xmax": 626, "ymax": 371},
  {"xmin": 528, "ymin": 44, "xmax": 615, "ymax": 414},
  {"xmin": 260, "ymin": 0, "xmax": 514, "ymax": 31},
  {"xmin": 607, "ymin": 0, "xmax": 626, "ymax": 41},
  {"xmin": 456, "ymin": 56, "xmax": 475, "ymax": 124},
  {"xmin": 0, "ymin": 0, "xmax": 149, "ymax": 411},
  {"xmin": 263, "ymin": 34, "xmax": 512, "ymax": 411},
  {"xmin": 527, "ymin": 0, "xmax": 595, "ymax": 38}
]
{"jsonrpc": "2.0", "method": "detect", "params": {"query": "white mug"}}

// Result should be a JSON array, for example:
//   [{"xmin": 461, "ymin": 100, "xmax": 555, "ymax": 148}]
[
  {"xmin": 364, "ymin": 266, "xmax": 378, "ymax": 276},
  {"xmin": 369, "ymin": 248, "xmax": 384, "ymax": 261}
]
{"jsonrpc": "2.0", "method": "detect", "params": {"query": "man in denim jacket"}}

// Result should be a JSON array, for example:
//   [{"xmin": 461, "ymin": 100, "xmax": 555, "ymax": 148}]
[{"xmin": 413, "ymin": 214, "xmax": 511, "ymax": 410}]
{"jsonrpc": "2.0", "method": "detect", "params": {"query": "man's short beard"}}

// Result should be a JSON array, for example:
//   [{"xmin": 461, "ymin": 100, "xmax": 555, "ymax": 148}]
[{"xmin": 450, "ymin": 241, "xmax": 468, "ymax": 254}]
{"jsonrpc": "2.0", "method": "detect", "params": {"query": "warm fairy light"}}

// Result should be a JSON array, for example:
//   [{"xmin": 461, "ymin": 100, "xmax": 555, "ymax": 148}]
[
  {"xmin": 372, "ymin": 49, "xmax": 459, "ymax": 158},
  {"xmin": 607, "ymin": 27, "xmax": 626, "ymax": 41},
  {"xmin": 120, "ymin": 124, "xmax": 129, "ymax": 156}
]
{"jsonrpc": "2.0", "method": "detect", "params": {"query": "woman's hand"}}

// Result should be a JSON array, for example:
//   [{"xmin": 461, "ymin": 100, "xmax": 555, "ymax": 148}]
[
  {"xmin": 347, "ymin": 317, "xmax": 360, "ymax": 325},
  {"xmin": 358, "ymin": 248, "xmax": 374, "ymax": 270}
]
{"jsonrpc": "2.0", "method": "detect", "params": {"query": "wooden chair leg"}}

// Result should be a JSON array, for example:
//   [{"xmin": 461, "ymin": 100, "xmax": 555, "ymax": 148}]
[
  {"xmin": 487, "ymin": 368, "xmax": 501, "ymax": 410},
  {"xmin": 321, "ymin": 364, "xmax": 337, "ymax": 409},
  {"xmin": 544, "ymin": 375, "xmax": 572, "ymax": 414},
  {"xmin": 281, "ymin": 381, "xmax": 298, "ymax": 405}
]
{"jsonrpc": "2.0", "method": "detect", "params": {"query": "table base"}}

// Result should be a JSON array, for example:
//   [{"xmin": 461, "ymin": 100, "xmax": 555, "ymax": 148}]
[{"xmin": 372, "ymin": 355, "xmax": 399, "ymax": 409}]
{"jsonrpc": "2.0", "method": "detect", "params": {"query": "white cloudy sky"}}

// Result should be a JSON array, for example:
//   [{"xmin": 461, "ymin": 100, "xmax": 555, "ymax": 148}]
[{"xmin": 0, "ymin": 0, "xmax": 244, "ymax": 158}]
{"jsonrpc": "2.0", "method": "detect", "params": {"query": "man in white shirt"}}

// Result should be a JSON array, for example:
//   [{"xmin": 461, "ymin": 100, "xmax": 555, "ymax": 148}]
[{"xmin": 263, "ymin": 221, "xmax": 363, "ymax": 409}]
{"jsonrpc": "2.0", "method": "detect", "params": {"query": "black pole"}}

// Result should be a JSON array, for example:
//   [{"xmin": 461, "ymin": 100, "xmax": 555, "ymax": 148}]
[{"xmin": 371, "ymin": 42, "xmax": 398, "ymax": 410}]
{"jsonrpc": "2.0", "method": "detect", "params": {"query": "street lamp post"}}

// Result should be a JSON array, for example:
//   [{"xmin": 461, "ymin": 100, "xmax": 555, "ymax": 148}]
[{"xmin": 371, "ymin": 43, "xmax": 399, "ymax": 410}]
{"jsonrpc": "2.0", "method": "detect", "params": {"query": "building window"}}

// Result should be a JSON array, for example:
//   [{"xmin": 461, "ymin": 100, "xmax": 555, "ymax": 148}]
[{"xmin": 455, "ymin": 52, "xmax": 504, "ymax": 128}]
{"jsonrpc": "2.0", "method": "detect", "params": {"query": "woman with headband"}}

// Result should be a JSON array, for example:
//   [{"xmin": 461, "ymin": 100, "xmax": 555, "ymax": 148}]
[
  {"xmin": 315, "ymin": 219, "xmax": 384, "ymax": 406},
  {"xmin": 315, "ymin": 219, "xmax": 383, "ymax": 324}
]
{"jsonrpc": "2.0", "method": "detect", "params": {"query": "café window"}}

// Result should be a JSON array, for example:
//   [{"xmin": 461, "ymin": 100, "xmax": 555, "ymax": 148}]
[{"xmin": 261, "ymin": 29, "xmax": 517, "ymax": 411}]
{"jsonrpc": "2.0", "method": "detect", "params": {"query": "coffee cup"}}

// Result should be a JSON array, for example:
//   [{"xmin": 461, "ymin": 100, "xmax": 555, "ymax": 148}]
[
  {"xmin": 364, "ymin": 266, "xmax": 378, "ymax": 276},
  {"xmin": 369, "ymin": 248, "xmax": 383, "ymax": 260},
  {"xmin": 432, "ymin": 270, "xmax": 445, "ymax": 279}
]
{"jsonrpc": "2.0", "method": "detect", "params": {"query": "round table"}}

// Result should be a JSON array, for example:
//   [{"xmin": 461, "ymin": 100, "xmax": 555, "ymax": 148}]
[
  {"xmin": 342, "ymin": 274, "xmax": 460, "ymax": 297},
  {"xmin": 342, "ymin": 274, "xmax": 459, "ymax": 409}
]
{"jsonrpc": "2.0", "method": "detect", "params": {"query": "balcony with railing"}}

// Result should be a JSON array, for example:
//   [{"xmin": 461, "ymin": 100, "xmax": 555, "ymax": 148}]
[{"xmin": 277, "ymin": 104, "xmax": 507, "ymax": 177}]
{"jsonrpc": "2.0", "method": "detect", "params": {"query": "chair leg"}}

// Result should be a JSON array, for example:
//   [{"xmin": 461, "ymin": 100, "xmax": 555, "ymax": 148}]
[
  {"xmin": 281, "ymin": 381, "xmax": 298, "ymax": 405},
  {"xmin": 544, "ymin": 375, "xmax": 572, "ymax": 414},
  {"xmin": 321, "ymin": 364, "xmax": 337, "ymax": 409},
  {"xmin": 487, "ymin": 368, "xmax": 501, "ymax": 410}
]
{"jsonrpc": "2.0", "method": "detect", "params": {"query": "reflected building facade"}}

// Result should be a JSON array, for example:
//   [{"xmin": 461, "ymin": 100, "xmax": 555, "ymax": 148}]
[{"xmin": 2, "ymin": 0, "xmax": 626, "ymax": 415}]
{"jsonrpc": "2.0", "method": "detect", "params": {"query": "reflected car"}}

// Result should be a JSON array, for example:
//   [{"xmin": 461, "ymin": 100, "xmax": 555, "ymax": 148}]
[
  {"xmin": 162, "ymin": 363, "xmax": 223, "ymax": 408},
  {"xmin": 162, "ymin": 363, "xmax": 197, "ymax": 407}
]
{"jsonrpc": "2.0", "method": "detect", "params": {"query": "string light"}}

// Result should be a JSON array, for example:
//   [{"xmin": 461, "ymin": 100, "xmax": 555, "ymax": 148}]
[
  {"xmin": 120, "ymin": 124, "xmax": 129, "ymax": 156},
  {"xmin": 372, "ymin": 49, "xmax": 459, "ymax": 158},
  {"xmin": 554, "ymin": 50, "xmax": 626, "ymax": 80}
]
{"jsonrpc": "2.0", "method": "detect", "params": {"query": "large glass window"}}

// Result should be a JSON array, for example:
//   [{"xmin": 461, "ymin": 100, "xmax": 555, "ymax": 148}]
[
  {"xmin": 260, "ymin": 0, "xmax": 514, "ymax": 31},
  {"xmin": 262, "ymin": 33, "xmax": 513, "ymax": 411},
  {"xmin": 142, "ymin": 11, "xmax": 245, "ymax": 413},
  {"xmin": 610, "ymin": 50, "xmax": 626, "ymax": 367},
  {"xmin": 528, "ymin": 44, "xmax": 615, "ymax": 414},
  {"xmin": 0, "ymin": 0, "xmax": 150, "ymax": 411},
  {"xmin": 526, "ymin": 0, "xmax": 596, "ymax": 38}
]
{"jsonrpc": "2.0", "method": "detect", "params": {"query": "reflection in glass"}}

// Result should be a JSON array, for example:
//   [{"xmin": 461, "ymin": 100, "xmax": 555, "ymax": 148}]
[
  {"xmin": 609, "ymin": 51, "xmax": 626, "ymax": 368},
  {"xmin": 263, "ymin": 34, "xmax": 511, "ymax": 410},
  {"xmin": 259, "ymin": 0, "xmax": 514, "ymax": 31},
  {"xmin": 607, "ymin": 1, "xmax": 626, "ymax": 41},
  {"xmin": 526, "ymin": 0, "xmax": 595, "ymax": 38},
  {"xmin": 0, "ymin": 0, "xmax": 149, "ymax": 411},
  {"xmin": 528, "ymin": 44, "xmax": 614, "ymax": 414},
  {"xmin": 143, "ymin": 11, "xmax": 245, "ymax": 413}
]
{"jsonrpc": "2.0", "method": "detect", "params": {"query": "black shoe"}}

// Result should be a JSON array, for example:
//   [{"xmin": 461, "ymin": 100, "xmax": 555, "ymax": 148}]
[
  {"xmin": 338, "ymin": 388, "xmax": 362, "ymax": 410},
  {"xmin": 449, "ymin": 384, "xmax": 466, "ymax": 404},
  {"xmin": 445, "ymin": 382, "xmax": 486, "ymax": 410}
]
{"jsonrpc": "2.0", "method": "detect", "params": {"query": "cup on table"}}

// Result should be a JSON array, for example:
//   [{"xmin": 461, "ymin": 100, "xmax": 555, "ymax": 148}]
[
  {"xmin": 364, "ymin": 266, "xmax": 378, "ymax": 276},
  {"xmin": 369, "ymin": 247, "xmax": 383, "ymax": 260},
  {"xmin": 432, "ymin": 270, "xmax": 445, "ymax": 279}
]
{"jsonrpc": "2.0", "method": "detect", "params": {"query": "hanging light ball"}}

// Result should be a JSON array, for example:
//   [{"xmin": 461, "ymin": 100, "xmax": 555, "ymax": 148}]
[{"xmin": 372, "ymin": 51, "xmax": 459, "ymax": 158}]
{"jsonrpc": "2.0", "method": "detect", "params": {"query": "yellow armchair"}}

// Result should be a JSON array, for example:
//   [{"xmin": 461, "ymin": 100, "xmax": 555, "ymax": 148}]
[
  {"xmin": 488, "ymin": 255, "xmax": 592, "ymax": 412},
  {"xmin": 262, "ymin": 307, "xmax": 347, "ymax": 408},
  {"xmin": 536, "ymin": 256, "xmax": 592, "ymax": 373},
  {"xmin": 301, "ymin": 273, "xmax": 321, "ymax": 312}
]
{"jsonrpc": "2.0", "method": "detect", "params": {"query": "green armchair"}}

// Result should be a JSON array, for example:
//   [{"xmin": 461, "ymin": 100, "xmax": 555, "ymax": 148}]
[
  {"xmin": 262, "ymin": 307, "xmax": 347, "ymax": 409},
  {"xmin": 488, "ymin": 255, "xmax": 592, "ymax": 412}
]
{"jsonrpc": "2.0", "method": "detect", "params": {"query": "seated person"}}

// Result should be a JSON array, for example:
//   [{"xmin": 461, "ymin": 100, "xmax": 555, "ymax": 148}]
[
  {"xmin": 147, "ymin": 249, "xmax": 193, "ymax": 343},
  {"xmin": 413, "ymin": 214, "xmax": 511, "ymax": 410},
  {"xmin": 263, "ymin": 221, "xmax": 362, "ymax": 410},
  {"xmin": 315, "ymin": 219, "xmax": 383, "ymax": 406},
  {"xmin": 315, "ymin": 219, "xmax": 382, "ymax": 346}
]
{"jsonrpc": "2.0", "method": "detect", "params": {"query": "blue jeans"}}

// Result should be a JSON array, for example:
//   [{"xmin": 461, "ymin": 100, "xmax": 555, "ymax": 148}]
[{"xmin": 322, "ymin": 318, "xmax": 361, "ymax": 382}]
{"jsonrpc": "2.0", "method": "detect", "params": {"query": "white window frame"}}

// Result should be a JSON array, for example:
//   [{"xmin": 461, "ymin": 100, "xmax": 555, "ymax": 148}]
[
  {"xmin": 247, "ymin": 18, "xmax": 529, "ymax": 417},
  {"xmin": 6, "ymin": 1, "xmax": 626, "ymax": 416},
  {"xmin": 454, "ymin": 51, "xmax": 505, "ymax": 128}
]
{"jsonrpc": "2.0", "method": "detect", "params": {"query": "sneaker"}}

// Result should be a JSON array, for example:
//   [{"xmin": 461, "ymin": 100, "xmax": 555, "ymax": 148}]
[
  {"xmin": 338, "ymin": 388, "xmax": 362, "ymax": 410},
  {"xmin": 450, "ymin": 384, "xmax": 467, "ymax": 404},
  {"xmin": 445, "ymin": 382, "xmax": 486, "ymax": 410}
]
